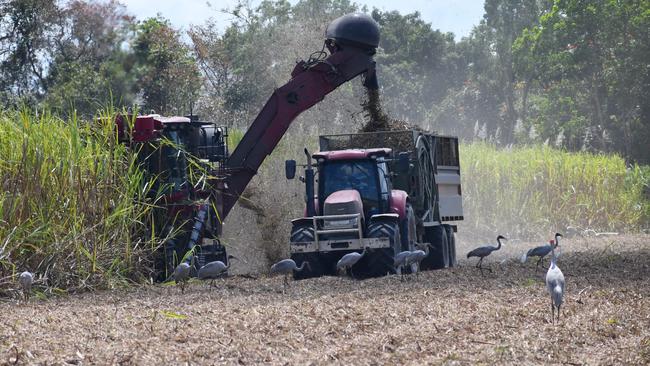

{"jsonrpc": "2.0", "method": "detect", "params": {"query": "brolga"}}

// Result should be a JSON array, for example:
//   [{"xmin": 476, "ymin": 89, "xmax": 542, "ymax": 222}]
[
  {"xmin": 407, "ymin": 243, "xmax": 433, "ymax": 279},
  {"xmin": 270, "ymin": 259, "xmax": 311, "ymax": 293},
  {"xmin": 198, "ymin": 255, "xmax": 237, "ymax": 288},
  {"xmin": 545, "ymin": 246, "xmax": 565, "ymax": 323},
  {"xmin": 172, "ymin": 257, "xmax": 193, "ymax": 293},
  {"xmin": 19, "ymin": 271, "xmax": 33, "ymax": 301},
  {"xmin": 394, "ymin": 250, "xmax": 413, "ymax": 280},
  {"xmin": 466, "ymin": 235, "xmax": 507, "ymax": 275},
  {"xmin": 521, "ymin": 233, "xmax": 563, "ymax": 271},
  {"xmin": 336, "ymin": 247, "xmax": 369, "ymax": 279}
]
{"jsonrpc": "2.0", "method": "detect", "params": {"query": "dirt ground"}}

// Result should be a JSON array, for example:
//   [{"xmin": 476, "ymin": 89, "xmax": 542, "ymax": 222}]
[{"xmin": 1, "ymin": 235, "xmax": 649, "ymax": 365}]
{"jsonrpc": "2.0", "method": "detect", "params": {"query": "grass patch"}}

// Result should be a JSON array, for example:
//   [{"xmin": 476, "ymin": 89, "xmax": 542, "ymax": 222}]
[
  {"xmin": 0, "ymin": 108, "xmax": 157, "ymax": 294},
  {"xmin": 460, "ymin": 142, "xmax": 650, "ymax": 239}
]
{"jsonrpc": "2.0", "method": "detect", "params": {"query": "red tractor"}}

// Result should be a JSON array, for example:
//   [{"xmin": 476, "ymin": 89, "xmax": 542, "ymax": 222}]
[
  {"xmin": 286, "ymin": 130, "xmax": 463, "ymax": 278},
  {"xmin": 117, "ymin": 13, "xmax": 382, "ymax": 279}
]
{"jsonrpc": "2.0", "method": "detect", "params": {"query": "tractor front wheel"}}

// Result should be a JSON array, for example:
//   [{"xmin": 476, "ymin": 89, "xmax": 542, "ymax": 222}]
[
  {"xmin": 358, "ymin": 220, "xmax": 401, "ymax": 278},
  {"xmin": 289, "ymin": 222, "xmax": 323, "ymax": 279}
]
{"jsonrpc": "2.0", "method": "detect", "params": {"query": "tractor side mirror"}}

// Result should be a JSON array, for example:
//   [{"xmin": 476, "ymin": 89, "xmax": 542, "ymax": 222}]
[
  {"xmin": 285, "ymin": 160, "xmax": 297, "ymax": 179},
  {"xmin": 397, "ymin": 152, "xmax": 410, "ymax": 173}
]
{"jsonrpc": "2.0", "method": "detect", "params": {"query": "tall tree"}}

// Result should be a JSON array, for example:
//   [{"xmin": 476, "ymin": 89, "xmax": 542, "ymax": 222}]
[
  {"xmin": 515, "ymin": 0, "xmax": 650, "ymax": 162},
  {"xmin": 482, "ymin": 0, "xmax": 547, "ymax": 143},
  {"xmin": 43, "ymin": 0, "xmax": 136, "ymax": 116},
  {"xmin": 0, "ymin": 0, "xmax": 60, "ymax": 104},
  {"xmin": 134, "ymin": 17, "xmax": 201, "ymax": 115}
]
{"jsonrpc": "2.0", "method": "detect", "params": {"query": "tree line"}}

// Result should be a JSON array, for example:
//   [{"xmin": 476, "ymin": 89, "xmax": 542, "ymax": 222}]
[{"xmin": 1, "ymin": 0, "xmax": 648, "ymax": 163}]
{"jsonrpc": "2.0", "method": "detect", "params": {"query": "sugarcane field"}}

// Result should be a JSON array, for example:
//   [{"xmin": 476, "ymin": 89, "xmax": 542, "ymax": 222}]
[{"xmin": 1, "ymin": 1, "xmax": 649, "ymax": 365}]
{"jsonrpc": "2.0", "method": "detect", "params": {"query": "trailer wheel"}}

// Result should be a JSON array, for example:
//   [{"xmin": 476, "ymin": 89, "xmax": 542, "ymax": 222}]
[
  {"xmin": 360, "ymin": 220, "xmax": 400, "ymax": 277},
  {"xmin": 445, "ymin": 225, "xmax": 457, "ymax": 267},
  {"xmin": 421, "ymin": 225, "xmax": 449, "ymax": 270},
  {"xmin": 289, "ymin": 223, "xmax": 323, "ymax": 279}
]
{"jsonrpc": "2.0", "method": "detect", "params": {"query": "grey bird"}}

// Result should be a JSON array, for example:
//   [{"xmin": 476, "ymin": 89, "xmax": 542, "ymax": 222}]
[
  {"xmin": 407, "ymin": 243, "xmax": 433, "ymax": 279},
  {"xmin": 467, "ymin": 235, "xmax": 507, "ymax": 274},
  {"xmin": 19, "ymin": 271, "xmax": 33, "ymax": 301},
  {"xmin": 270, "ymin": 259, "xmax": 311, "ymax": 293},
  {"xmin": 336, "ymin": 247, "xmax": 369, "ymax": 279},
  {"xmin": 172, "ymin": 259, "xmax": 192, "ymax": 293},
  {"xmin": 198, "ymin": 255, "xmax": 237, "ymax": 288},
  {"xmin": 521, "ymin": 233, "xmax": 562, "ymax": 270},
  {"xmin": 394, "ymin": 250, "xmax": 413, "ymax": 280},
  {"xmin": 545, "ymin": 246, "xmax": 565, "ymax": 323}
]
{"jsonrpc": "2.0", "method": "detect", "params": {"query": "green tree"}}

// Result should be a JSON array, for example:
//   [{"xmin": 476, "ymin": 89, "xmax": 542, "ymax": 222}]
[
  {"xmin": 515, "ymin": 0, "xmax": 650, "ymax": 162},
  {"xmin": 134, "ymin": 17, "xmax": 201, "ymax": 115},
  {"xmin": 0, "ymin": 0, "xmax": 60, "ymax": 104},
  {"xmin": 43, "ymin": 0, "xmax": 136, "ymax": 117}
]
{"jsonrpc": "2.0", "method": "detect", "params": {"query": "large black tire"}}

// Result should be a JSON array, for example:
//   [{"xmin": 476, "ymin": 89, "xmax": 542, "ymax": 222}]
[
  {"xmin": 445, "ymin": 225, "xmax": 457, "ymax": 267},
  {"xmin": 356, "ymin": 220, "xmax": 400, "ymax": 278},
  {"xmin": 289, "ymin": 222, "xmax": 324, "ymax": 279},
  {"xmin": 291, "ymin": 252, "xmax": 326, "ymax": 279},
  {"xmin": 290, "ymin": 223, "xmax": 315, "ymax": 242},
  {"xmin": 421, "ymin": 225, "xmax": 449, "ymax": 270}
]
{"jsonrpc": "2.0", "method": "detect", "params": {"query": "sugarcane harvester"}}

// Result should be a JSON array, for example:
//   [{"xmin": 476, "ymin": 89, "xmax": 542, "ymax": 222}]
[{"xmin": 118, "ymin": 14, "xmax": 382, "ymax": 279}]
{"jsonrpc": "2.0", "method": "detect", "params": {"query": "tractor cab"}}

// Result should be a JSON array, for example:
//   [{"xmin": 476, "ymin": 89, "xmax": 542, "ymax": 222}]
[{"xmin": 314, "ymin": 148, "xmax": 393, "ymax": 225}]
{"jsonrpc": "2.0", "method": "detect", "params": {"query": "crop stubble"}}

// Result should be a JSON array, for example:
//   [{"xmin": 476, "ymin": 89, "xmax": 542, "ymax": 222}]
[{"xmin": 1, "ymin": 235, "xmax": 648, "ymax": 365}]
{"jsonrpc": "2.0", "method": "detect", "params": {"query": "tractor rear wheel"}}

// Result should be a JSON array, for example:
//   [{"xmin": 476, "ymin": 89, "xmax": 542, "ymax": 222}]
[
  {"xmin": 289, "ymin": 223, "xmax": 323, "ymax": 279},
  {"xmin": 358, "ymin": 220, "xmax": 400, "ymax": 278},
  {"xmin": 421, "ymin": 225, "xmax": 449, "ymax": 270}
]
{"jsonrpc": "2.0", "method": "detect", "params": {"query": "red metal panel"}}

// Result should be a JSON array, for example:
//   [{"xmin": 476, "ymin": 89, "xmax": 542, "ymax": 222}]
[
  {"xmin": 133, "ymin": 115, "xmax": 164, "ymax": 142},
  {"xmin": 390, "ymin": 189, "xmax": 408, "ymax": 220},
  {"xmin": 313, "ymin": 148, "xmax": 391, "ymax": 161}
]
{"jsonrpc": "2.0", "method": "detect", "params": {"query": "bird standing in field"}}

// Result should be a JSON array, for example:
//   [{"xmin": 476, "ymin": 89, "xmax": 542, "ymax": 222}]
[
  {"xmin": 466, "ymin": 235, "xmax": 507, "ymax": 275},
  {"xmin": 408, "ymin": 243, "xmax": 433, "ymax": 279},
  {"xmin": 19, "ymin": 271, "xmax": 33, "ymax": 301},
  {"xmin": 172, "ymin": 258, "xmax": 192, "ymax": 294},
  {"xmin": 545, "ymin": 246, "xmax": 565, "ymax": 323},
  {"xmin": 521, "ymin": 233, "xmax": 563, "ymax": 271},
  {"xmin": 270, "ymin": 259, "xmax": 311, "ymax": 293},
  {"xmin": 198, "ymin": 255, "xmax": 237, "ymax": 288},
  {"xmin": 336, "ymin": 247, "xmax": 369, "ymax": 279},
  {"xmin": 394, "ymin": 250, "xmax": 413, "ymax": 280}
]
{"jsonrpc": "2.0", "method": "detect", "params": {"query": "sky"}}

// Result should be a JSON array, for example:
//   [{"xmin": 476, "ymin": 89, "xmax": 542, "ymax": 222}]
[{"xmin": 119, "ymin": 0, "xmax": 486, "ymax": 39}]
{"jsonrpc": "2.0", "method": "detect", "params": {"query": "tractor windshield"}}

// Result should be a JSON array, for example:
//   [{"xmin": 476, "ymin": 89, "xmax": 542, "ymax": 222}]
[{"xmin": 319, "ymin": 159, "xmax": 385, "ymax": 216}]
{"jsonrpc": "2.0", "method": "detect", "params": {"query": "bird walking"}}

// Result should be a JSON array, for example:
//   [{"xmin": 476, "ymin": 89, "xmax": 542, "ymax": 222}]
[
  {"xmin": 19, "ymin": 271, "xmax": 33, "ymax": 301},
  {"xmin": 521, "ymin": 233, "xmax": 562, "ymax": 271},
  {"xmin": 466, "ymin": 235, "xmax": 507, "ymax": 275},
  {"xmin": 545, "ymin": 246, "xmax": 565, "ymax": 323},
  {"xmin": 407, "ymin": 243, "xmax": 433, "ymax": 279},
  {"xmin": 336, "ymin": 247, "xmax": 369, "ymax": 279},
  {"xmin": 394, "ymin": 250, "xmax": 413, "ymax": 280},
  {"xmin": 198, "ymin": 255, "xmax": 237, "ymax": 288},
  {"xmin": 270, "ymin": 259, "xmax": 311, "ymax": 293}
]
